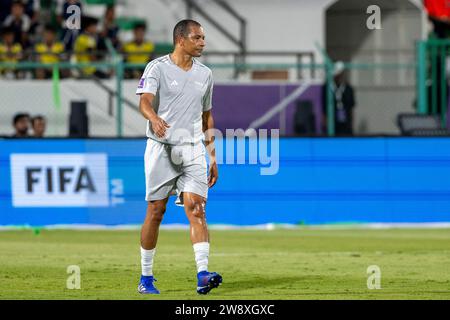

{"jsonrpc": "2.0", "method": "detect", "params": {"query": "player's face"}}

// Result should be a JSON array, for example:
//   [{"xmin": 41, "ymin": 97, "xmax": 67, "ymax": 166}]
[{"xmin": 183, "ymin": 26, "xmax": 205, "ymax": 57}]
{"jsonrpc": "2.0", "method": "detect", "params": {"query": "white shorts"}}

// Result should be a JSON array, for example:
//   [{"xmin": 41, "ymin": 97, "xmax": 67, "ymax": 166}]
[{"xmin": 144, "ymin": 138, "xmax": 208, "ymax": 205}]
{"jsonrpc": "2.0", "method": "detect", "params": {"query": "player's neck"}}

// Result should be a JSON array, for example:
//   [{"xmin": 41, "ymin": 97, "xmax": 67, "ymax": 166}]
[{"xmin": 170, "ymin": 51, "xmax": 193, "ymax": 71}]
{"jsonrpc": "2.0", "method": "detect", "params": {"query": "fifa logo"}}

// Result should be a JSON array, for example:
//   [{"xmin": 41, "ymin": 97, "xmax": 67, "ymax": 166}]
[
  {"xmin": 10, "ymin": 154, "xmax": 109, "ymax": 207},
  {"xmin": 26, "ymin": 167, "xmax": 96, "ymax": 194}
]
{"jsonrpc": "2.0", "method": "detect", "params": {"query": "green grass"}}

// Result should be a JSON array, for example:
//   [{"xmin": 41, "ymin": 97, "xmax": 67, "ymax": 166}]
[{"xmin": 0, "ymin": 228, "xmax": 449, "ymax": 300}]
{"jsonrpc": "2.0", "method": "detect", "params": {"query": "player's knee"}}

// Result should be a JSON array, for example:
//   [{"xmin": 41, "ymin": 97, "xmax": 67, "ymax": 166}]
[
  {"xmin": 148, "ymin": 202, "xmax": 166, "ymax": 221},
  {"xmin": 188, "ymin": 201, "xmax": 205, "ymax": 220}
]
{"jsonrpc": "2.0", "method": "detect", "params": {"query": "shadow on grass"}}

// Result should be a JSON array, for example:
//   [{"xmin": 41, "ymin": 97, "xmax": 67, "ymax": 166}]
[{"xmin": 217, "ymin": 275, "xmax": 317, "ymax": 294}]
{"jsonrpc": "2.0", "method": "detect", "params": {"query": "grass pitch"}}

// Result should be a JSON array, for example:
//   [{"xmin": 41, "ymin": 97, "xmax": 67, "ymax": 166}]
[{"xmin": 0, "ymin": 228, "xmax": 449, "ymax": 300}]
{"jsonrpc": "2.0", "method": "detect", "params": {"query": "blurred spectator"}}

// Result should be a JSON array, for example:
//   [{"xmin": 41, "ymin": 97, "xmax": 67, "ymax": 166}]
[
  {"xmin": 322, "ymin": 61, "xmax": 356, "ymax": 136},
  {"xmin": 12, "ymin": 112, "xmax": 30, "ymax": 137},
  {"xmin": 74, "ymin": 16, "xmax": 97, "ymax": 77},
  {"xmin": 34, "ymin": 25, "xmax": 66, "ymax": 79},
  {"xmin": 2, "ymin": 0, "xmax": 31, "ymax": 48},
  {"xmin": 0, "ymin": 0, "xmax": 13, "ymax": 23},
  {"xmin": 98, "ymin": 5, "xmax": 120, "ymax": 52},
  {"xmin": 74, "ymin": 16, "xmax": 108, "ymax": 78},
  {"xmin": 57, "ymin": 0, "xmax": 83, "ymax": 51},
  {"xmin": 0, "ymin": 27, "xmax": 23, "ymax": 79},
  {"xmin": 424, "ymin": 0, "xmax": 450, "ymax": 116},
  {"xmin": 424, "ymin": 0, "xmax": 450, "ymax": 39},
  {"xmin": 31, "ymin": 115, "xmax": 46, "ymax": 137},
  {"xmin": 24, "ymin": 0, "xmax": 40, "ymax": 21},
  {"xmin": 23, "ymin": 0, "xmax": 41, "ymax": 38},
  {"xmin": 122, "ymin": 23, "xmax": 154, "ymax": 78}
]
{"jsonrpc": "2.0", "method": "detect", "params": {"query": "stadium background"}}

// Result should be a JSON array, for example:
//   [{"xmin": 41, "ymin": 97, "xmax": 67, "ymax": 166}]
[
  {"xmin": 1, "ymin": 0, "xmax": 449, "ymax": 227},
  {"xmin": 1, "ymin": 0, "xmax": 450, "ymax": 301}
]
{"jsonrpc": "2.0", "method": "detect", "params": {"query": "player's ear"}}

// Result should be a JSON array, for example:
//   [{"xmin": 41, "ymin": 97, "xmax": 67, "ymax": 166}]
[{"xmin": 178, "ymin": 36, "xmax": 185, "ymax": 48}]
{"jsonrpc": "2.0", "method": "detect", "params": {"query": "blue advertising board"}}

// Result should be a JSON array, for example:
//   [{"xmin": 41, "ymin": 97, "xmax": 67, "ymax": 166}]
[{"xmin": 1, "ymin": 137, "xmax": 450, "ymax": 226}]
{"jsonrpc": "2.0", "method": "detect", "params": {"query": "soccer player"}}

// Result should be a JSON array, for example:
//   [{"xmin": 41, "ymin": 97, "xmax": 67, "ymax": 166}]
[{"xmin": 136, "ymin": 19, "xmax": 221, "ymax": 295}]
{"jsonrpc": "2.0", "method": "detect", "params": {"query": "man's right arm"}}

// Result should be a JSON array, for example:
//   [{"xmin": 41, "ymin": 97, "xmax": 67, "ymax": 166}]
[{"xmin": 139, "ymin": 93, "xmax": 170, "ymax": 138}]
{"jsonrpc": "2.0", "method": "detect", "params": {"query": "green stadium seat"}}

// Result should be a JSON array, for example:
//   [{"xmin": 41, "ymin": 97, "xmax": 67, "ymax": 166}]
[
  {"xmin": 153, "ymin": 43, "xmax": 174, "ymax": 55},
  {"xmin": 115, "ymin": 17, "xmax": 147, "ymax": 31},
  {"xmin": 85, "ymin": 0, "xmax": 116, "ymax": 5},
  {"xmin": 41, "ymin": 0, "xmax": 53, "ymax": 9}
]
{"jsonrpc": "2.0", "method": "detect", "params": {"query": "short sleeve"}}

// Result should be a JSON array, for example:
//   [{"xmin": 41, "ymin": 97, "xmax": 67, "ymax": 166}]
[
  {"xmin": 202, "ymin": 71, "xmax": 213, "ymax": 111},
  {"xmin": 22, "ymin": 16, "xmax": 30, "ymax": 32},
  {"xmin": 136, "ymin": 62, "xmax": 160, "ymax": 95},
  {"xmin": 2, "ymin": 16, "xmax": 12, "ymax": 28}
]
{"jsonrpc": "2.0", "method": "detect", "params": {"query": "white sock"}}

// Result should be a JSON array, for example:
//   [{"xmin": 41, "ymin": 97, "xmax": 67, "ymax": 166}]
[
  {"xmin": 193, "ymin": 242, "xmax": 210, "ymax": 273},
  {"xmin": 140, "ymin": 247, "xmax": 156, "ymax": 276}
]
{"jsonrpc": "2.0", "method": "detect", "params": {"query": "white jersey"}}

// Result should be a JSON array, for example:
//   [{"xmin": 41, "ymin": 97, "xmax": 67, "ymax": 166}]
[{"xmin": 136, "ymin": 54, "xmax": 213, "ymax": 145}]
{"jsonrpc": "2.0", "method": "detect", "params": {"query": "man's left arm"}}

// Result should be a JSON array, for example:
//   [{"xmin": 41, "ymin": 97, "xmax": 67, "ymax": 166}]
[{"xmin": 202, "ymin": 110, "xmax": 218, "ymax": 188}]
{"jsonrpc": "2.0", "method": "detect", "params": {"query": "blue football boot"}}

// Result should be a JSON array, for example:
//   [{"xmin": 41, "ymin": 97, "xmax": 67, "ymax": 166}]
[
  {"xmin": 197, "ymin": 271, "xmax": 222, "ymax": 294},
  {"xmin": 137, "ymin": 275, "xmax": 160, "ymax": 294}
]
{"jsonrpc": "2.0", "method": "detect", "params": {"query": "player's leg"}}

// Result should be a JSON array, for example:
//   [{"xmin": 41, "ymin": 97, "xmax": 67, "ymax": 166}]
[
  {"xmin": 183, "ymin": 192, "xmax": 209, "ymax": 244},
  {"xmin": 177, "ymin": 144, "xmax": 210, "ymax": 246},
  {"xmin": 138, "ymin": 198, "xmax": 168, "ymax": 294},
  {"xmin": 139, "ymin": 138, "xmax": 178, "ymax": 294},
  {"xmin": 183, "ymin": 192, "xmax": 222, "ymax": 294},
  {"xmin": 141, "ymin": 198, "xmax": 169, "ymax": 250}
]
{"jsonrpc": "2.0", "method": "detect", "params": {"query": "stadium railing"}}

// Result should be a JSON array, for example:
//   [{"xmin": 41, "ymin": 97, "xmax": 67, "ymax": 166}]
[
  {"xmin": 416, "ymin": 38, "xmax": 450, "ymax": 128},
  {"xmin": 0, "ymin": 50, "xmax": 423, "ymax": 137}
]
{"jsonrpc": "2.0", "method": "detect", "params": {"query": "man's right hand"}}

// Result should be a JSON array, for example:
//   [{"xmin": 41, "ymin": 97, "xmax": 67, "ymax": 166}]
[
  {"xmin": 139, "ymin": 93, "xmax": 170, "ymax": 138},
  {"xmin": 150, "ymin": 115, "xmax": 170, "ymax": 138}
]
